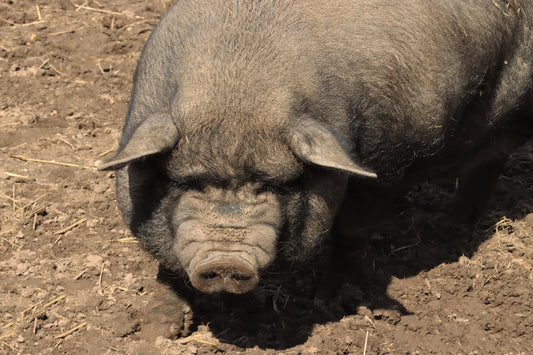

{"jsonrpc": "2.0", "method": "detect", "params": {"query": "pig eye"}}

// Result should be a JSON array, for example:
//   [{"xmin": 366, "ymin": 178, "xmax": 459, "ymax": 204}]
[
  {"xmin": 255, "ymin": 182, "xmax": 296, "ymax": 196},
  {"xmin": 187, "ymin": 180, "xmax": 206, "ymax": 191},
  {"xmin": 254, "ymin": 184, "xmax": 275, "ymax": 195},
  {"xmin": 171, "ymin": 177, "xmax": 207, "ymax": 192}
]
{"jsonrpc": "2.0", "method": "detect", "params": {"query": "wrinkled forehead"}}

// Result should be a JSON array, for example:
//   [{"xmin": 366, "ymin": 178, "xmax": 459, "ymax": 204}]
[
  {"xmin": 166, "ymin": 132, "xmax": 303, "ymax": 183},
  {"xmin": 168, "ymin": 84, "xmax": 302, "ymax": 182}
]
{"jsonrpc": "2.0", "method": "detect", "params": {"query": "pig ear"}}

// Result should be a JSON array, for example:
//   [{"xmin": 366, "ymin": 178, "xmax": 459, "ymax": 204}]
[
  {"xmin": 289, "ymin": 120, "xmax": 377, "ymax": 178},
  {"xmin": 96, "ymin": 113, "xmax": 179, "ymax": 170}
]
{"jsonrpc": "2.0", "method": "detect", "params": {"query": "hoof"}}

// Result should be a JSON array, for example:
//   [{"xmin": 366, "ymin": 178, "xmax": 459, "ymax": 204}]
[{"xmin": 141, "ymin": 285, "xmax": 193, "ymax": 341}]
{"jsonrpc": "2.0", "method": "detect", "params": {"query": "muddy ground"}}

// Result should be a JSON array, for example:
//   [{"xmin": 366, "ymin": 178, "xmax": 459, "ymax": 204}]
[{"xmin": 1, "ymin": 1, "xmax": 532, "ymax": 354}]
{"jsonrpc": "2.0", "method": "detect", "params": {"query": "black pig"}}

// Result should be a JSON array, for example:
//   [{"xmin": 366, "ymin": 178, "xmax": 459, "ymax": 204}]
[{"xmin": 97, "ymin": 0, "xmax": 533, "ymax": 339}]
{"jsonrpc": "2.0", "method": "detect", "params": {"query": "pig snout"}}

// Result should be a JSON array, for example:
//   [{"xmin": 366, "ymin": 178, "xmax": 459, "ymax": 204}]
[{"xmin": 189, "ymin": 254, "xmax": 259, "ymax": 294}]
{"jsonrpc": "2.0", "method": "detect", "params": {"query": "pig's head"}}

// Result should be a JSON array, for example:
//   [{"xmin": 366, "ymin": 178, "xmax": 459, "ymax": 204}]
[{"xmin": 97, "ymin": 111, "xmax": 375, "ymax": 294}]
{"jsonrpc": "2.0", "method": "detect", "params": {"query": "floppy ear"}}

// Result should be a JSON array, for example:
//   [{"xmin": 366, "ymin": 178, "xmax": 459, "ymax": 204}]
[
  {"xmin": 289, "ymin": 120, "xmax": 377, "ymax": 178},
  {"xmin": 96, "ymin": 113, "xmax": 179, "ymax": 171}
]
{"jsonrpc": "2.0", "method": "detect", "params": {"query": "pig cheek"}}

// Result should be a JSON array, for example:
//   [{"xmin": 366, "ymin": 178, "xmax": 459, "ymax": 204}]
[
  {"xmin": 284, "ymin": 172, "xmax": 347, "ymax": 260},
  {"xmin": 246, "ymin": 223, "xmax": 279, "ymax": 269},
  {"xmin": 282, "ymin": 192, "xmax": 333, "ymax": 261},
  {"xmin": 173, "ymin": 220, "xmax": 208, "ymax": 272},
  {"xmin": 300, "ymin": 193, "xmax": 332, "ymax": 251},
  {"xmin": 305, "ymin": 193, "xmax": 333, "ymax": 241}
]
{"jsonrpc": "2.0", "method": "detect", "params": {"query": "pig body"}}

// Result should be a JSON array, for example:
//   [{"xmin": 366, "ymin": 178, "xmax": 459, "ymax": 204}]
[{"xmin": 99, "ymin": 0, "xmax": 533, "ymax": 299}]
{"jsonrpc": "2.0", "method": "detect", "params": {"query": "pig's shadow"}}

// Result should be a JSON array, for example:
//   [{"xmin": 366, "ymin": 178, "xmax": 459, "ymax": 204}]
[{"xmin": 168, "ymin": 148, "xmax": 532, "ymax": 350}]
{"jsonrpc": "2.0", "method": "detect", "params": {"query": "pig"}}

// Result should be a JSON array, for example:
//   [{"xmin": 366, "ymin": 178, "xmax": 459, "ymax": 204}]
[{"xmin": 97, "ymin": 0, "xmax": 533, "ymax": 339}]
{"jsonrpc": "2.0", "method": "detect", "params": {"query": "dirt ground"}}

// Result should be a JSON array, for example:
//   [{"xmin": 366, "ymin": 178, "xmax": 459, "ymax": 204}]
[{"xmin": 1, "ymin": 1, "xmax": 532, "ymax": 354}]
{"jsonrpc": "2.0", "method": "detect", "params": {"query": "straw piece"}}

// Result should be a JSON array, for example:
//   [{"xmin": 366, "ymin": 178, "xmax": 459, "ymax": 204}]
[
  {"xmin": 195, "ymin": 339, "xmax": 219, "ymax": 346},
  {"xmin": 364, "ymin": 315, "xmax": 376, "ymax": 329},
  {"xmin": 10, "ymin": 155, "xmax": 96, "ymax": 170},
  {"xmin": 176, "ymin": 333, "xmax": 218, "ymax": 346},
  {"xmin": 54, "ymin": 218, "xmax": 87, "ymax": 235},
  {"xmin": 5, "ymin": 172, "xmax": 30, "ymax": 179},
  {"xmin": 41, "ymin": 295, "xmax": 66, "ymax": 310},
  {"xmin": 114, "ymin": 237, "xmax": 138, "ymax": 243},
  {"xmin": 73, "ymin": 268, "xmax": 89, "ymax": 280},
  {"xmin": 363, "ymin": 330, "xmax": 369, "ymax": 355},
  {"xmin": 0, "ymin": 333, "xmax": 14, "ymax": 340},
  {"xmin": 76, "ymin": 5, "xmax": 122, "ymax": 15},
  {"xmin": 21, "ymin": 303, "xmax": 38, "ymax": 317},
  {"xmin": 0, "ymin": 193, "xmax": 18, "ymax": 203},
  {"xmin": 1, "ymin": 237, "xmax": 18, "ymax": 248},
  {"xmin": 8, "ymin": 143, "xmax": 27, "ymax": 150},
  {"xmin": 1, "ymin": 341, "xmax": 21, "ymax": 353},
  {"xmin": 49, "ymin": 26, "xmax": 85, "ymax": 36},
  {"xmin": 12, "ymin": 184, "xmax": 16, "ymax": 213},
  {"xmin": 35, "ymin": 5, "xmax": 42, "ymax": 21},
  {"xmin": 98, "ymin": 147, "xmax": 116, "ymax": 157},
  {"xmin": 0, "ymin": 122, "xmax": 21, "ymax": 128},
  {"xmin": 54, "ymin": 322, "xmax": 87, "ymax": 339},
  {"xmin": 16, "ymin": 195, "xmax": 46, "ymax": 214},
  {"xmin": 29, "ymin": 295, "xmax": 66, "ymax": 321}
]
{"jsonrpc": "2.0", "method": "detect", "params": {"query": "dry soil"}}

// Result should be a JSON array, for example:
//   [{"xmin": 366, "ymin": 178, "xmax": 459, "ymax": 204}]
[{"xmin": 1, "ymin": 1, "xmax": 532, "ymax": 354}]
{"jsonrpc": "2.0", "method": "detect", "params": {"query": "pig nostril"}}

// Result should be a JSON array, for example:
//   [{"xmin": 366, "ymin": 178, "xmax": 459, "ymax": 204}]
[
  {"xmin": 201, "ymin": 271, "xmax": 219, "ymax": 280},
  {"xmin": 191, "ymin": 256, "xmax": 259, "ymax": 293},
  {"xmin": 231, "ymin": 273, "xmax": 252, "ymax": 281}
]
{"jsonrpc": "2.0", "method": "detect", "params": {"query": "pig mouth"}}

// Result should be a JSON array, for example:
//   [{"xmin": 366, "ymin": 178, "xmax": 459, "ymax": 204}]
[{"xmin": 188, "ymin": 253, "xmax": 259, "ymax": 294}]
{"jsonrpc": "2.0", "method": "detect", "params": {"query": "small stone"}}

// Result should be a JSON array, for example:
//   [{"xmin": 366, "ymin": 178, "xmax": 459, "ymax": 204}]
[
  {"xmin": 357, "ymin": 305, "xmax": 373, "ymax": 318},
  {"xmin": 86, "ymin": 255, "xmax": 103, "ymax": 268},
  {"xmin": 21, "ymin": 287, "xmax": 33, "ymax": 298}
]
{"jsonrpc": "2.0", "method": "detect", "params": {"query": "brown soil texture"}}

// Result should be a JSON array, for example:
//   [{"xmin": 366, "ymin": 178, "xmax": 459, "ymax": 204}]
[{"xmin": 1, "ymin": 1, "xmax": 532, "ymax": 354}]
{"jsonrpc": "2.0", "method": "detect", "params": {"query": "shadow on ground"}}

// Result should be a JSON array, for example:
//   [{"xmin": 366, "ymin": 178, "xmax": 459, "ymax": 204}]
[{"xmin": 162, "ymin": 141, "xmax": 532, "ymax": 350}]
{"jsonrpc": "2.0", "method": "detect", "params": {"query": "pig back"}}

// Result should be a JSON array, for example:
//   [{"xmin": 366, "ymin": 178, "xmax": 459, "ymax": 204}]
[{"xmin": 124, "ymin": 0, "xmax": 532, "ymax": 181}]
